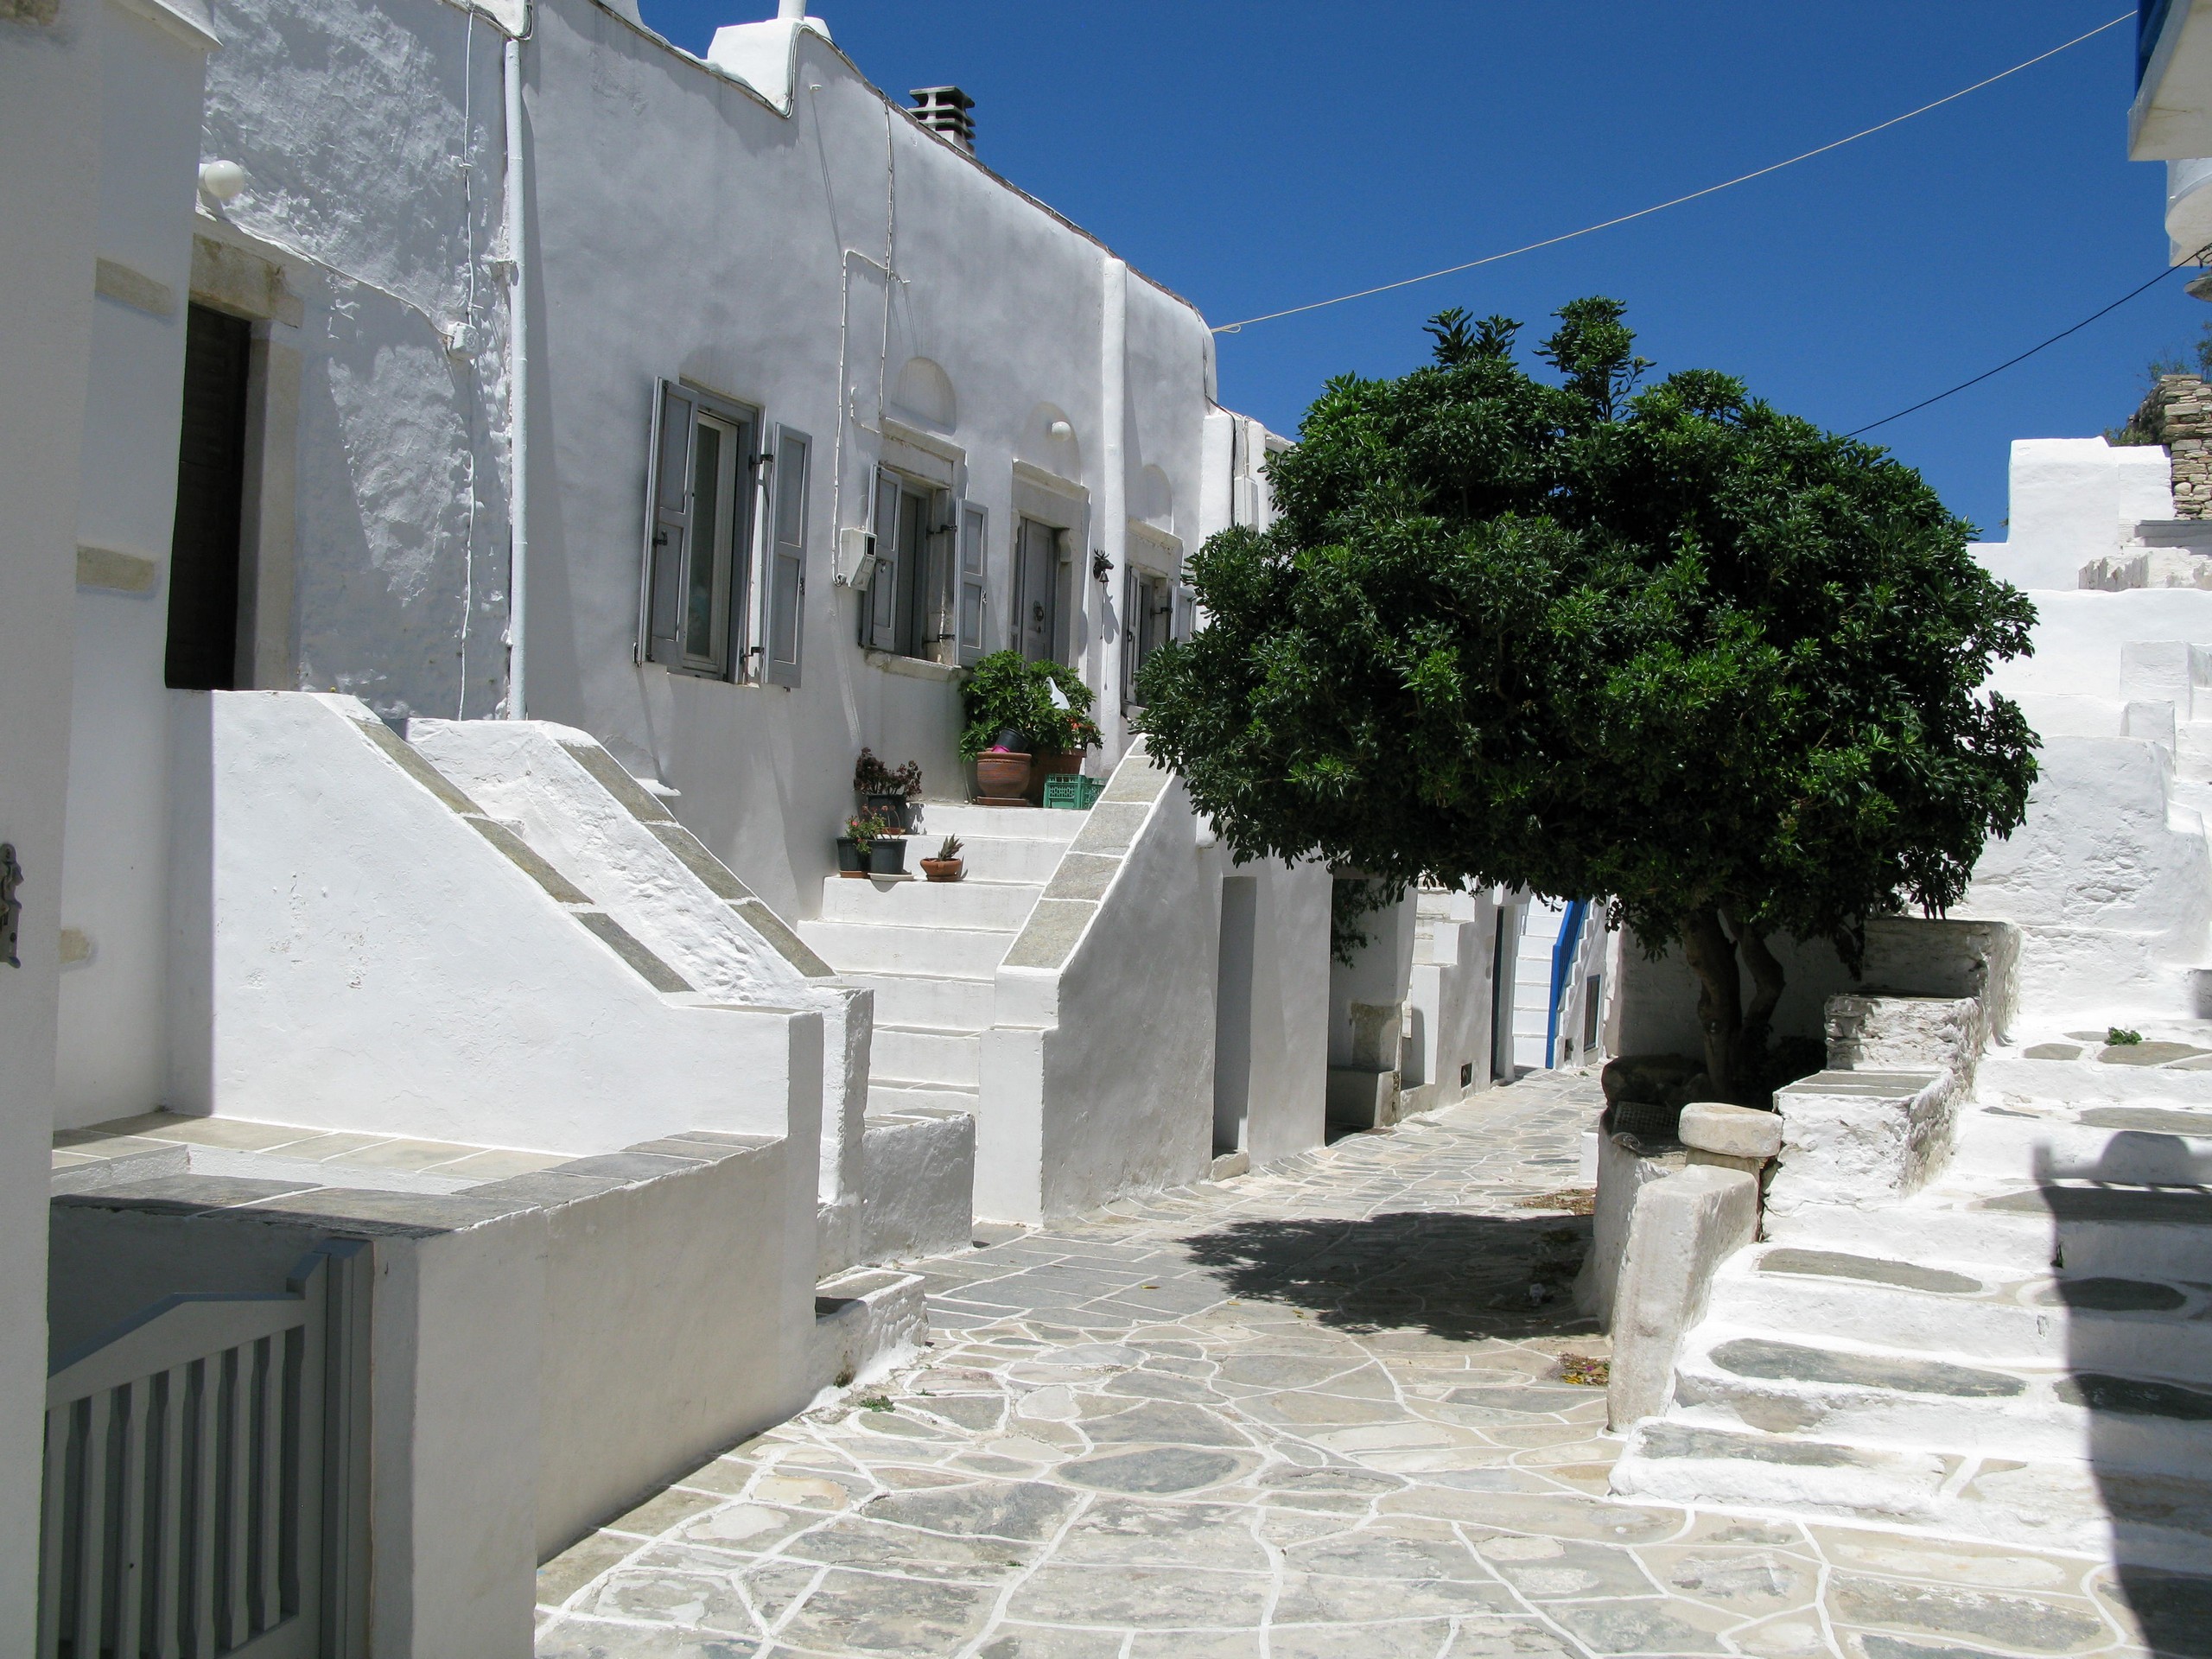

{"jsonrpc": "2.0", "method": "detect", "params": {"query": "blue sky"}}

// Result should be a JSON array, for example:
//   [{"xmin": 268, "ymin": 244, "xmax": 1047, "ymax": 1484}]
[{"xmin": 639, "ymin": 0, "xmax": 2197, "ymax": 538}]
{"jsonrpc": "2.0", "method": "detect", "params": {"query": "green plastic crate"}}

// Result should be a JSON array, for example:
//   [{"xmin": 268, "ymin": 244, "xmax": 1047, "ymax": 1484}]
[{"xmin": 1042, "ymin": 772, "xmax": 1104, "ymax": 810}]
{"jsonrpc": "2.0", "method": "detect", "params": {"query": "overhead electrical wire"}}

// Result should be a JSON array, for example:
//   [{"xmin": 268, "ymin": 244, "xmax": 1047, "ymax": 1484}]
[
  {"xmin": 1211, "ymin": 12, "xmax": 2132, "ymax": 335},
  {"xmin": 1846, "ymin": 250, "xmax": 2209, "ymax": 438}
]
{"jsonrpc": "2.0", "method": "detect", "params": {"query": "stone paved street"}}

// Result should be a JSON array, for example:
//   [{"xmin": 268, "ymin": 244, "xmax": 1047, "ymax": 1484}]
[{"xmin": 536, "ymin": 1076, "xmax": 2176, "ymax": 1659}]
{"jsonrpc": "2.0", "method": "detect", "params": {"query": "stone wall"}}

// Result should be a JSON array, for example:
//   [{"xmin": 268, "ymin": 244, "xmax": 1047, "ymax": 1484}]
[{"xmin": 2152, "ymin": 374, "xmax": 2212, "ymax": 518}]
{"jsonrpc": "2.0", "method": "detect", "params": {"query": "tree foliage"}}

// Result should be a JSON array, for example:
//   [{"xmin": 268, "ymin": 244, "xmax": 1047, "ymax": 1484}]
[{"xmin": 1136, "ymin": 300, "xmax": 2040, "ymax": 1097}]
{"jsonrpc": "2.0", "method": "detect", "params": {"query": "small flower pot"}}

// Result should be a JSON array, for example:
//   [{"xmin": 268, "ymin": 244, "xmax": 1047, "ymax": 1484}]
[
  {"xmin": 920, "ymin": 857, "xmax": 964, "ymax": 883},
  {"xmin": 868, "ymin": 836, "xmax": 908, "ymax": 876},
  {"xmin": 836, "ymin": 836, "xmax": 867, "ymax": 876},
  {"xmin": 975, "ymin": 751, "xmax": 1031, "ymax": 801}
]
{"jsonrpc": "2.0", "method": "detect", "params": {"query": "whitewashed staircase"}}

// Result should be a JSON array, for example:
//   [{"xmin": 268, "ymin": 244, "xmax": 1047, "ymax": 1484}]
[
  {"xmin": 1510, "ymin": 898, "xmax": 1568, "ymax": 1071},
  {"xmin": 1613, "ymin": 1053, "xmax": 2212, "ymax": 1567},
  {"xmin": 799, "ymin": 804, "xmax": 1084, "ymax": 1116}
]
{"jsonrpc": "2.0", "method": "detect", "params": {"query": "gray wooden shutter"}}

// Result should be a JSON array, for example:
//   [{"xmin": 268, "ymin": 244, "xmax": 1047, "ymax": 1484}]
[
  {"xmin": 956, "ymin": 501, "xmax": 987, "ymax": 665},
  {"xmin": 763, "ymin": 424, "xmax": 809, "ymax": 687},
  {"xmin": 639, "ymin": 380, "xmax": 696, "ymax": 667},
  {"xmin": 1119, "ymin": 559, "xmax": 1136, "ymax": 710},
  {"xmin": 1173, "ymin": 579, "xmax": 1197, "ymax": 641},
  {"xmin": 865, "ymin": 467, "xmax": 900, "ymax": 651}
]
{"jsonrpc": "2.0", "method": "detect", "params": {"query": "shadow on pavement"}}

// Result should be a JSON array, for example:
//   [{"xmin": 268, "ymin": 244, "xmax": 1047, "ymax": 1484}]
[{"xmin": 1180, "ymin": 1209, "xmax": 1598, "ymax": 1343}]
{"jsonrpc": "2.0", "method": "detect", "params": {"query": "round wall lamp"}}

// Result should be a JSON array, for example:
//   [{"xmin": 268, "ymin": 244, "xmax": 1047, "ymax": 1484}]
[{"xmin": 199, "ymin": 159, "xmax": 247, "ymax": 201}]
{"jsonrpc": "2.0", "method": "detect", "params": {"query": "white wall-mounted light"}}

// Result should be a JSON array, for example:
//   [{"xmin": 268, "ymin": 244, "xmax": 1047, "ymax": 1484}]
[
  {"xmin": 198, "ymin": 159, "xmax": 247, "ymax": 201},
  {"xmin": 1046, "ymin": 419, "xmax": 1073, "ymax": 442}
]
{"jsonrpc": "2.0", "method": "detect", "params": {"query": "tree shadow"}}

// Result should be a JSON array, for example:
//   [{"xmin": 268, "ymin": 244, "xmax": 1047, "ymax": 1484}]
[
  {"xmin": 2037, "ymin": 1168, "xmax": 2212, "ymax": 1659},
  {"xmin": 1179, "ymin": 1209, "xmax": 1599, "ymax": 1343}
]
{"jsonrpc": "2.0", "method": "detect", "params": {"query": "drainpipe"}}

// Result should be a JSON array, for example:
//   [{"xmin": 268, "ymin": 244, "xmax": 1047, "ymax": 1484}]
[
  {"xmin": 1097, "ymin": 257, "xmax": 1127, "ymax": 740},
  {"xmin": 503, "ymin": 25, "xmax": 531, "ymax": 718}
]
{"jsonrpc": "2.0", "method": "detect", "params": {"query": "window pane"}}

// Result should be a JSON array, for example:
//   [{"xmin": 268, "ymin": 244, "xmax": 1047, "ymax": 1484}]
[{"xmin": 686, "ymin": 421, "xmax": 723, "ymax": 664}]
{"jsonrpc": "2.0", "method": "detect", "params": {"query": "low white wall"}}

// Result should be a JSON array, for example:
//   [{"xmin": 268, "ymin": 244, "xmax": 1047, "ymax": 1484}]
[
  {"xmin": 1230, "ymin": 857, "xmax": 1331, "ymax": 1166},
  {"xmin": 1612, "ymin": 931, "xmax": 1859, "ymax": 1065},
  {"xmin": 980, "ymin": 747, "xmax": 1330, "ymax": 1222},
  {"xmin": 537, "ymin": 1140, "xmax": 804, "ymax": 1559},
  {"xmin": 168, "ymin": 692, "xmax": 823, "ymax": 1158},
  {"xmin": 410, "ymin": 718, "xmax": 868, "ymax": 1255}
]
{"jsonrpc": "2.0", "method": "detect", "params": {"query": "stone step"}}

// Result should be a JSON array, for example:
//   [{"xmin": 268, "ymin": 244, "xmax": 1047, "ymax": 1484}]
[
  {"xmin": 912, "ymin": 802, "xmax": 1088, "ymax": 843},
  {"xmin": 871, "ymin": 1024, "xmax": 980, "ymax": 1088},
  {"xmin": 867, "ymin": 1080, "xmax": 978, "ymax": 1116},
  {"xmin": 840, "ymin": 970, "xmax": 995, "ymax": 1032},
  {"xmin": 1667, "ymin": 1325, "xmax": 2212, "ymax": 1473},
  {"xmin": 817, "ymin": 874, "xmax": 1040, "ymax": 931},
  {"xmin": 1982, "ymin": 1053, "xmax": 2212, "ymax": 1105},
  {"xmin": 1952, "ymin": 1101, "xmax": 2212, "ymax": 1185},
  {"xmin": 904, "ymin": 832, "xmax": 1069, "ymax": 885},
  {"xmin": 1611, "ymin": 1422, "xmax": 2212, "ymax": 1567},
  {"xmin": 1764, "ymin": 1182, "xmax": 2212, "ymax": 1279},
  {"xmin": 810, "ymin": 1265, "xmax": 926, "ymax": 1395},
  {"xmin": 798, "ymin": 919, "xmax": 1013, "ymax": 979},
  {"xmin": 1706, "ymin": 1243, "xmax": 2212, "ymax": 1371}
]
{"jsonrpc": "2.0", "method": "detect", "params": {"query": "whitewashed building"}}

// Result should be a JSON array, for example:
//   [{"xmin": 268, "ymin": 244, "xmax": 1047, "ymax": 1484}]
[{"xmin": 0, "ymin": 0, "xmax": 1534, "ymax": 1646}]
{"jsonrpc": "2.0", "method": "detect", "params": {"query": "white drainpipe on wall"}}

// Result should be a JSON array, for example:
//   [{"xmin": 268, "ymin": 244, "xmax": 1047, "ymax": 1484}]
[
  {"xmin": 1097, "ymin": 257, "xmax": 1127, "ymax": 738},
  {"xmin": 503, "ymin": 22, "xmax": 531, "ymax": 718}
]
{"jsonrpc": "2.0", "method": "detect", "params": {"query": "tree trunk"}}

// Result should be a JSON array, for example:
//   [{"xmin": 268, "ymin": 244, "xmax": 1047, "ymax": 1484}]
[
  {"xmin": 1678, "ymin": 904, "xmax": 1743, "ymax": 1101},
  {"xmin": 1732, "ymin": 921, "xmax": 1787, "ymax": 1094}
]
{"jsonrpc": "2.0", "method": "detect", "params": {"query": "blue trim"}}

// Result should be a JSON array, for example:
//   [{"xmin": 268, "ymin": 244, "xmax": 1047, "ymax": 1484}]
[
  {"xmin": 1544, "ymin": 899, "xmax": 1589, "ymax": 1068},
  {"xmin": 2144, "ymin": 0, "xmax": 2177, "ymax": 86}
]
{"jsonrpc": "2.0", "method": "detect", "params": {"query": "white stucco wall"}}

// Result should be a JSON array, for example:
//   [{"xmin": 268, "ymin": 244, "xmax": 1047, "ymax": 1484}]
[
  {"xmin": 168, "ymin": 691, "xmax": 823, "ymax": 1157},
  {"xmin": 537, "ymin": 1137, "xmax": 806, "ymax": 1559},
  {"xmin": 0, "ymin": 0, "xmax": 109, "ymax": 1626},
  {"xmin": 56, "ymin": 0, "xmax": 217, "ymax": 1128},
  {"xmin": 195, "ymin": 0, "xmax": 1236, "ymax": 930},
  {"xmin": 1968, "ymin": 438, "xmax": 2173, "ymax": 591},
  {"xmin": 1226, "ymin": 855, "xmax": 1332, "ymax": 1166}
]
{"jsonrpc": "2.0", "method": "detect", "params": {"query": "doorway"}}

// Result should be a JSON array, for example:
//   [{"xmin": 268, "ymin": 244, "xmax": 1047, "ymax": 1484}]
[
  {"xmin": 165, "ymin": 302, "xmax": 252, "ymax": 691},
  {"xmin": 1012, "ymin": 517, "xmax": 1065, "ymax": 664},
  {"xmin": 1212, "ymin": 875, "xmax": 1258, "ymax": 1155}
]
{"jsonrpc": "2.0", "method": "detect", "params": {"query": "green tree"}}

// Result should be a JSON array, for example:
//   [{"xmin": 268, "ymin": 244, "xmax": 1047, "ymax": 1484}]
[{"xmin": 1137, "ymin": 302, "xmax": 2040, "ymax": 1099}]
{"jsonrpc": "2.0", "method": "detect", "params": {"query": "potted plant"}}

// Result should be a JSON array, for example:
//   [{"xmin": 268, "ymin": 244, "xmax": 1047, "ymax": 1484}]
[
  {"xmin": 853, "ymin": 748, "xmax": 923, "ymax": 831},
  {"xmin": 959, "ymin": 651, "xmax": 1101, "ymax": 804},
  {"xmin": 861, "ymin": 811, "xmax": 907, "ymax": 875},
  {"xmin": 837, "ymin": 812, "xmax": 880, "ymax": 877},
  {"xmin": 920, "ymin": 835, "xmax": 964, "ymax": 882}
]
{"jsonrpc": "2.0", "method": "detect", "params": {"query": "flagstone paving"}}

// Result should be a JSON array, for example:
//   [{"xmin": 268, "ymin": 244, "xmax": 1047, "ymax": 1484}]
[{"xmin": 536, "ymin": 1072, "xmax": 2189, "ymax": 1659}]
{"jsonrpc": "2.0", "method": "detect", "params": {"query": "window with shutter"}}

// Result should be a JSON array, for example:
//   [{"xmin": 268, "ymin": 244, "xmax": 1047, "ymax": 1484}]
[
  {"xmin": 956, "ymin": 501, "xmax": 987, "ymax": 666},
  {"xmin": 865, "ymin": 467, "xmax": 901, "ymax": 652},
  {"xmin": 639, "ymin": 380, "xmax": 698, "ymax": 667},
  {"xmin": 638, "ymin": 378, "xmax": 758, "ymax": 679},
  {"xmin": 762, "ymin": 424, "xmax": 810, "ymax": 687}
]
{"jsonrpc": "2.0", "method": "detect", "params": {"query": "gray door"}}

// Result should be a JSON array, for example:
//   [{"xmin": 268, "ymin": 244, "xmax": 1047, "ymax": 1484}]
[{"xmin": 1014, "ymin": 518, "xmax": 1062, "ymax": 664}]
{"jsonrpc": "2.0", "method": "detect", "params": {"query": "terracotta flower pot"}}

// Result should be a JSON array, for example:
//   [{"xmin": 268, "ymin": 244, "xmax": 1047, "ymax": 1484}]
[
  {"xmin": 1025, "ymin": 749, "xmax": 1083, "ymax": 804},
  {"xmin": 975, "ymin": 751, "xmax": 1031, "ymax": 801},
  {"xmin": 920, "ymin": 857, "xmax": 964, "ymax": 883}
]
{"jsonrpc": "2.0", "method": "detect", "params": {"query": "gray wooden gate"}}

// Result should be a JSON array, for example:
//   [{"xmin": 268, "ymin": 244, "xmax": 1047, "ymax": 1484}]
[{"xmin": 39, "ymin": 1239, "xmax": 368, "ymax": 1658}]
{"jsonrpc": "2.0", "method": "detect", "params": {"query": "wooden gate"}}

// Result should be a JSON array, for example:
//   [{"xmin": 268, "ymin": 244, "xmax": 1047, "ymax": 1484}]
[{"xmin": 39, "ymin": 1240, "xmax": 367, "ymax": 1658}]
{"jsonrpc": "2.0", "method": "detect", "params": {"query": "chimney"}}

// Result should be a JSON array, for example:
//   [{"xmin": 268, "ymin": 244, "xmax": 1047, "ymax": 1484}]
[
  {"xmin": 778, "ymin": 0, "xmax": 806, "ymax": 16},
  {"xmin": 909, "ymin": 86, "xmax": 976, "ymax": 152}
]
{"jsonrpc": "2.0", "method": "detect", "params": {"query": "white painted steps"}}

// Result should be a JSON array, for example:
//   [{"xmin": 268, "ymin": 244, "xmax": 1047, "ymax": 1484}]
[
  {"xmin": 1614, "ymin": 1060, "xmax": 2212, "ymax": 1566},
  {"xmin": 799, "ymin": 801, "xmax": 1084, "ymax": 1117}
]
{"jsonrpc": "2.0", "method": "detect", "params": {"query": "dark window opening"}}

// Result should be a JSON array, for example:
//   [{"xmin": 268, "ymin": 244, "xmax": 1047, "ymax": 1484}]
[{"xmin": 165, "ymin": 303, "xmax": 252, "ymax": 690}]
